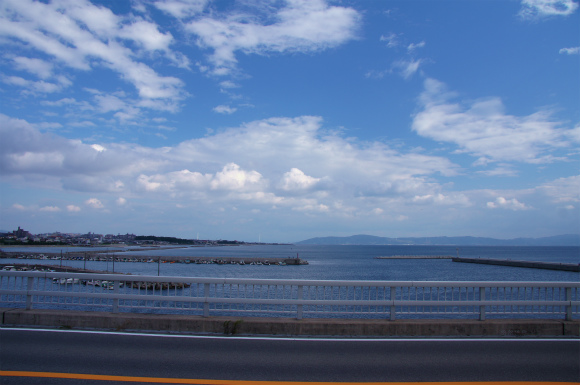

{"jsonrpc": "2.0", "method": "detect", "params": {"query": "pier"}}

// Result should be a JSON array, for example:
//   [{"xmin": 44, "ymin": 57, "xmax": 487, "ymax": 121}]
[{"xmin": 452, "ymin": 257, "xmax": 580, "ymax": 272}]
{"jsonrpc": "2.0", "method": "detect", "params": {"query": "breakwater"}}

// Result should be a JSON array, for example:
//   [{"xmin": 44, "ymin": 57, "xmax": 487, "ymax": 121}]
[
  {"xmin": 0, "ymin": 251, "xmax": 308, "ymax": 266},
  {"xmin": 374, "ymin": 255, "xmax": 452, "ymax": 259},
  {"xmin": 452, "ymin": 257, "xmax": 580, "ymax": 272}
]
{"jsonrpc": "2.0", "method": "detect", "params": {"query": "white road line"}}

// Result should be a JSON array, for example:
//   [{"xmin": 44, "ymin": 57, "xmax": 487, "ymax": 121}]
[{"xmin": 1, "ymin": 327, "xmax": 576, "ymax": 342}]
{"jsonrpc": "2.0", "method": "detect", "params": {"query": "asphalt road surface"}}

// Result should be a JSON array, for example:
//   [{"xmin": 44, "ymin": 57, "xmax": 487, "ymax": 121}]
[{"xmin": 1, "ymin": 328, "xmax": 578, "ymax": 384}]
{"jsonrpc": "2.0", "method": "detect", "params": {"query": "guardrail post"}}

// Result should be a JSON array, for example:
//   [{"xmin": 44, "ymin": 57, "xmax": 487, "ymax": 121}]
[
  {"xmin": 296, "ymin": 285, "xmax": 304, "ymax": 320},
  {"xmin": 203, "ymin": 283, "xmax": 210, "ymax": 317},
  {"xmin": 112, "ymin": 280, "xmax": 120, "ymax": 313},
  {"xmin": 390, "ymin": 287, "xmax": 396, "ymax": 321},
  {"xmin": 479, "ymin": 287, "xmax": 486, "ymax": 321},
  {"xmin": 26, "ymin": 276, "xmax": 34, "ymax": 310},
  {"xmin": 565, "ymin": 287, "xmax": 572, "ymax": 321}
]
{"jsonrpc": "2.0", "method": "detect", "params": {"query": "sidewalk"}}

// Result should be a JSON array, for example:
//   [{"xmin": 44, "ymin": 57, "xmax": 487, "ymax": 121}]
[{"xmin": 2, "ymin": 308, "xmax": 578, "ymax": 337}]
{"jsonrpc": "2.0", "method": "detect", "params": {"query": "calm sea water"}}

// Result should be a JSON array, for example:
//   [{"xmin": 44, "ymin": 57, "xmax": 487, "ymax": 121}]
[{"xmin": 2, "ymin": 245, "xmax": 579, "ymax": 282}]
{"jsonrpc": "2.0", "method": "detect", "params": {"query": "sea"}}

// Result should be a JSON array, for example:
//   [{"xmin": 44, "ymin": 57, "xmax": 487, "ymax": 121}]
[{"xmin": 1, "ymin": 244, "xmax": 579, "ymax": 282}]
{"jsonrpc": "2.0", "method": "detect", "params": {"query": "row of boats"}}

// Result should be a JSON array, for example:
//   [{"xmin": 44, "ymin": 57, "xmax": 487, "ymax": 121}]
[{"xmin": 51, "ymin": 278, "xmax": 190, "ymax": 290}]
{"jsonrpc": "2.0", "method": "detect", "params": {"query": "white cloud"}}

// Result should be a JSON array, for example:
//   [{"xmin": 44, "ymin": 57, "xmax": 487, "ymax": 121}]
[
  {"xmin": 67, "ymin": 205, "xmax": 81, "ymax": 212},
  {"xmin": 559, "ymin": 46, "xmax": 580, "ymax": 54},
  {"xmin": 1, "ymin": 113, "xmax": 464, "ymax": 219},
  {"xmin": 116, "ymin": 197, "xmax": 127, "ymax": 206},
  {"xmin": 91, "ymin": 144, "xmax": 106, "ymax": 153},
  {"xmin": 412, "ymin": 193, "xmax": 471, "ymax": 206},
  {"xmin": 186, "ymin": 0, "xmax": 361, "ymax": 75},
  {"xmin": 85, "ymin": 198, "xmax": 104, "ymax": 209},
  {"xmin": 213, "ymin": 105, "xmax": 237, "ymax": 114},
  {"xmin": 39, "ymin": 206, "xmax": 61, "ymax": 212},
  {"xmin": 380, "ymin": 33, "xmax": 399, "ymax": 48},
  {"xmin": 118, "ymin": 19, "xmax": 173, "ymax": 52},
  {"xmin": 12, "ymin": 56, "xmax": 53, "ymax": 79},
  {"xmin": 0, "ymin": 0, "xmax": 185, "ymax": 103},
  {"xmin": 219, "ymin": 80, "xmax": 239, "ymax": 89},
  {"xmin": 0, "ymin": 113, "xmax": 165, "ymax": 179},
  {"xmin": 407, "ymin": 41, "xmax": 426, "ymax": 53},
  {"xmin": 393, "ymin": 59, "xmax": 423, "ymax": 79},
  {"xmin": 519, "ymin": 0, "xmax": 579, "ymax": 19},
  {"xmin": 210, "ymin": 163, "xmax": 264, "ymax": 191},
  {"xmin": 153, "ymin": 0, "xmax": 209, "ymax": 19},
  {"xmin": 413, "ymin": 78, "xmax": 573, "ymax": 164},
  {"xmin": 137, "ymin": 169, "xmax": 211, "ymax": 193},
  {"xmin": 536, "ymin": 175, "xmax": 580, "ymax": 203},
  {"xmin": 2, "ymin": 75, "xmax": 71, "ymax": 94},
  {"xmin": 278, "ymin": 168, "xmax": 320, "ymax": 191},
  {"xmin": 486, "ymin": 197, "xmax": 530, "ymax": 210}
]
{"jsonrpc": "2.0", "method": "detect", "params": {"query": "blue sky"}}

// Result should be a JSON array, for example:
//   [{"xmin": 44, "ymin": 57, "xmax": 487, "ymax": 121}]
[{"xmin": 0, "ymin": 0, "xmax": 578, "ymax": 243}]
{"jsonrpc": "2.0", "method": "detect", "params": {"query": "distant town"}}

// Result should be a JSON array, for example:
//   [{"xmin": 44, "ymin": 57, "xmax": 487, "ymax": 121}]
[{"xmin": 0, "ymin": 226, "xmax": 274, "ymax": 246}]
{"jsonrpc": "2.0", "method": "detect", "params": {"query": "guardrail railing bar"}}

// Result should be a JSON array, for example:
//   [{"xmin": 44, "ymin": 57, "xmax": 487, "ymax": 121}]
[
  {"xmin": 1, "ymin": 271, "xmax": 578, "ymax": 320},
  {"xmin": 566, "ymin": 287, "xmax": 572, "ymax": 321}
]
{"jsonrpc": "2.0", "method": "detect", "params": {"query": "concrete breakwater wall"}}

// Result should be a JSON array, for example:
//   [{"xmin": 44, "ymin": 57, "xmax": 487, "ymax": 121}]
[
  {"xmin": 0, "ymin": 252, "xmax": 308, "ymax": 266},
  {"xmin": 375, "ymin": 255, "xmax": 452, "ymax": 259},
  {"xmin": 452, "ymin": 257, "xmax": 580, "ymax": 272}
]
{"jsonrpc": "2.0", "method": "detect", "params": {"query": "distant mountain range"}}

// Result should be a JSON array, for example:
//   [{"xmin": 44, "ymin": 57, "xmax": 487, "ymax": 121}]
[{"xmin": 295, "ymin": 234, "xmax": 580, "ymax": 246}]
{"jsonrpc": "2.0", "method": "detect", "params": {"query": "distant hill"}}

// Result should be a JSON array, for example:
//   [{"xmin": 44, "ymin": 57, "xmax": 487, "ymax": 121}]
[{"xmin": 295, "ymin": 234, "xmax": 580, "ymax": 246}]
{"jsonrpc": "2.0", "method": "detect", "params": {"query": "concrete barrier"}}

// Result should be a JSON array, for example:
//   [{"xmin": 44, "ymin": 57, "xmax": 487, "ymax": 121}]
[
  {"xmin": 2, "ymin": 308, "xmax": 578, "ymax": 337},
  {"xmin": 452, "ymin": 257, "xmax": 580, "ymax": 272}
]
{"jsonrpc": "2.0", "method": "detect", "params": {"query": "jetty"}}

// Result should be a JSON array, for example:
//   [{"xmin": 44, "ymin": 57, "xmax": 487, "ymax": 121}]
[
  {"xmin": 0, "ymin": 251, "xmax": 308, "ymax": 266},
  {"xmin": 452, "ymin": 257, "xmax": 580, "ymax": 272},
  {"xmin": 374, "ymin": 255, "xmax": 452, "ymax": 259}
]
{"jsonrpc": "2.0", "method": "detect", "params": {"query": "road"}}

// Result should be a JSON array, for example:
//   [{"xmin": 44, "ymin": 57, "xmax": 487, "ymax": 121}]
[{"xmin": 0, "ymin": 328, "xmax": 578, "ymax": 384}]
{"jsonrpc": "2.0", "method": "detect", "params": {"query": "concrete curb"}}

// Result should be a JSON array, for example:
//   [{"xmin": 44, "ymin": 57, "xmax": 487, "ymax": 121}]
[{"xmin": 2, "ymin": 308, "xmax": 578, "ymax": 337}]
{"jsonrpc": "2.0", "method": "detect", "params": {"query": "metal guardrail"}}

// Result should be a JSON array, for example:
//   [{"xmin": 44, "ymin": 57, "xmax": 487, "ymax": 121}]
[{"xmin": 1, "ymin": 271, "xmax": 579, "ymax": 320}]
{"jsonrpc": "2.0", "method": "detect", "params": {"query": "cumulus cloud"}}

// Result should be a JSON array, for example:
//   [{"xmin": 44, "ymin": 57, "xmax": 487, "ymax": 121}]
[
  {"xmin": 519, "ymin": 0, "xmax": 579, "ymax": 19},
  {"xmin": 278, "ymin": 168, "xmax": 320, "ymax": 191},
  {"xmin": 67, "ymin": 205, "xmax": 81, "ymax": 212},
  {"xmin": 210, "ymin": 163, "xmax": 264, "ymax": 191},
  {"xmin": 486, "ymin": 197, "xmax": 530, "ymax": 210},
  {"xmin": 412, "ymin": 78, "xmax": 575, "ymax": 164},
  {"xmin": 0, "ymin": 112, "xmax": 464, "ymax": 217},
  {"xmin": 185, "ymin": 0, "xmax": 361, "ymax": 75},
  {"xmin": 85, "ymin": 198, "xmax": 104, "ymax": 209}
]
